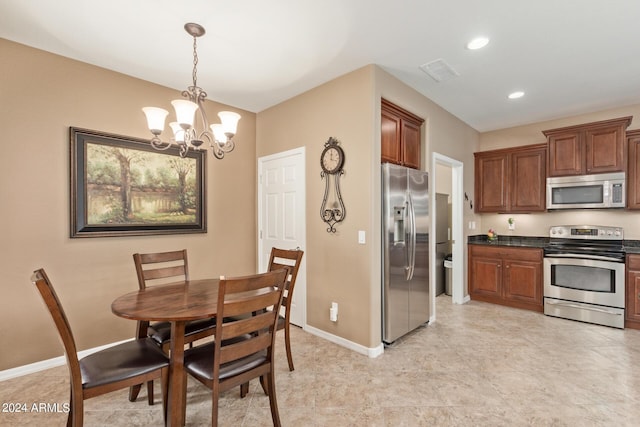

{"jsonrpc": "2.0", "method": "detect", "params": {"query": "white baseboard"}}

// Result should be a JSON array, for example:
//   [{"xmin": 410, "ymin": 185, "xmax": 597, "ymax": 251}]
[
  {"xmin": 3, "ymin": 327, "xmax": 391, "ymax": 381},
  {"xmin": 0, "ymin": 339, "xmax": 132, "ymax": 382},
  {"xmin": 304, "ymin": 325, "xmax": 384, "ymax": 358}
]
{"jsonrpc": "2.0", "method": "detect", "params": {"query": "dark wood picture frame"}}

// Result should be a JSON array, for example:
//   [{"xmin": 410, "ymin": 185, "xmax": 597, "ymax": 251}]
[{"xmin": 70, "ymin": 127, "xmax": 206, "ymax": 238}]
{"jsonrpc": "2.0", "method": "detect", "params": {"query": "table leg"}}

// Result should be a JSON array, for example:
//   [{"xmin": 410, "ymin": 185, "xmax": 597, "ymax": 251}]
[{"xmin": 167, "ymin": 321, "xmax": 186, "ymax": 427}]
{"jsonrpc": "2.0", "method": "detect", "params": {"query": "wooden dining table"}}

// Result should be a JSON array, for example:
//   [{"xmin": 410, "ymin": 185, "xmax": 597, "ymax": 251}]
[{"xmin": 111, "ymin": 278, "xmax": 220, "ymax": 427}]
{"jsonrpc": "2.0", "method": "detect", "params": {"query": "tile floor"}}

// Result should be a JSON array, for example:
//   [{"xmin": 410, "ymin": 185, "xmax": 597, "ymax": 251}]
[{"xmin": 2, "ymin": 296, "xmax": 640, "ymax": 426}]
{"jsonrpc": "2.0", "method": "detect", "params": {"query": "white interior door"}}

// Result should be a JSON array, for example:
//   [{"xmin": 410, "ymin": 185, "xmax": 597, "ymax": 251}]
[{"xmin": 258, "ymin": 147, "xmax": 306, "ymax": 327}]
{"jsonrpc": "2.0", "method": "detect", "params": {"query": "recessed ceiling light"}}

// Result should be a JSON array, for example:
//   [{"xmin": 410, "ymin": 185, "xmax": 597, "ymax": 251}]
[
  {"xmin": 508, "ymin": 91, "xmax": 525, "ymax": 99},
  {"xmin": 466, "ymin": 37, "xmax": 489, "ymax": 50}
]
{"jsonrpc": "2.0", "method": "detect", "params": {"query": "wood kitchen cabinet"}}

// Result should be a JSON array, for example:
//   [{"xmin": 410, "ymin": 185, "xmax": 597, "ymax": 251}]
[
  {"xmin": 381, "ymin": 98, "xmax": 424, "ymax": 169},
  {"xmin": 469, "ymin": 244, "xmax": 543, "ymax": 312},
  {"xmin": 474, "ymin": 143, "xmax": 546, "ymax": 213},
  {"xmin": 626, "ymin": 129, "xmax": 640, "ymax": 209},
  {"xmin": 544, "ymin": 116, "xmax": 631, "ymax": 177},
  {"xmin": 626, "ymin": 254, "xmax": 640, "ymax": 330}
]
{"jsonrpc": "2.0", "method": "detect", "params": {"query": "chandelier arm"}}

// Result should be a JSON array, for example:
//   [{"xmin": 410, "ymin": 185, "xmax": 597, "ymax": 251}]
[
  {"xmin": 211, "ymin": 144, "xmax": 225, "ymax": 159},
  {"xmin": 150, "ymin": 136, "xmax": 173, "ymax": 151},
  {"xmin": 194, "ymin": 92, "xmax": 212, "ymax": 139},
  {"xmin": 178, "ymin": 143, "xmax": 188, "ymax": 158}
]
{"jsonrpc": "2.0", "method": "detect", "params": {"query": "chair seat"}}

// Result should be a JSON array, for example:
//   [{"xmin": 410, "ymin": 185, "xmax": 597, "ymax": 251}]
[
  {"xmin": 184, "ymin": 339, "xmax": 267, "ymax": 381},
  {"xmin": 148, "ymin": 317, "xmax": 217, "ymax": 345},
  {"xmin": 80, "ymin": 338, "xmax": 169, "ymax": 389}
]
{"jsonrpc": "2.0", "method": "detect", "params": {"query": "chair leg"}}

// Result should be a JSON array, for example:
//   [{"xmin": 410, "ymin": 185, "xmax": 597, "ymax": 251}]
[
  {"xmin": 128, "ymin": 384, "xmax": 142, "ymax": 402},
  {"xmin": 240, "ymin": 382, "xmax": 249, "ymax": 398},
  {"xmin": 69, "ymin": 389, "xmax": 83, "ymax": 427},
  {"xmin": 212, "ymin": 384, "xmax": 220, "ymax": 427},
  {"xmin": 259, "ymin": 375, "xmax": 268, "ymax": 395},
  {"xmin": 284, "ymin": 322, "xmax": 294, "ymax": 371},
  {"xmin": 265, "ymin": 371, "xmax": 282, "ymax": 427},
  {"xmin": 66, "ymin": 394, "xmax": 72, "ymax": 427},
  {"xmin": 146, "ymin": 380, "xmax": 154, "ymax": 405},
  {"xmin": 160, "ymin": 367, "xmax": 169, "ymax": 425}
]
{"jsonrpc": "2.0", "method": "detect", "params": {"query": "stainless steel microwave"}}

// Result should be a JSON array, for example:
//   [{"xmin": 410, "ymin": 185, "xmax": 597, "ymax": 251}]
[{"xmin": 546, "ymin": 172, "xmax": 625, "ymax": 209}]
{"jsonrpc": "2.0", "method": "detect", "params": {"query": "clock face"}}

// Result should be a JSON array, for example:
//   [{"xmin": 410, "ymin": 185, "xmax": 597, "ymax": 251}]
[{"xmin": 321, "ymin": 145, "xmax": 344, "ymax": 174}]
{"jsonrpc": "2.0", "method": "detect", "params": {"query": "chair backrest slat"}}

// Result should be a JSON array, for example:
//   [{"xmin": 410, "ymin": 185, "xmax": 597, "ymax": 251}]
[
  {"xmin": 219, "ymin": 334, "xmax": 271, "ymax": 365},
  {"xmin": 220, "ymin": 311, "xmax": 274, "ymax": 340},
  {"xmin": 133, "ymin": 249, "xmax": 189, "ymax": 289},
  {"xmin": 267, "ymin": 248, "xmax": 303, "ymax": 310}
]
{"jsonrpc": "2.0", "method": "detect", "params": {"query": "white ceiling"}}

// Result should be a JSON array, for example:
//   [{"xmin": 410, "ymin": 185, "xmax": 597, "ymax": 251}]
[{"xmin": 2, "ymin": 0, "xmax": 640, "ymax": 132}]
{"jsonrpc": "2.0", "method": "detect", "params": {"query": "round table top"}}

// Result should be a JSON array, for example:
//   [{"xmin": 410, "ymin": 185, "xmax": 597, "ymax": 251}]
[{"xmin": 111, "ymin": 278, "xmax": 220, "ymax": 322}]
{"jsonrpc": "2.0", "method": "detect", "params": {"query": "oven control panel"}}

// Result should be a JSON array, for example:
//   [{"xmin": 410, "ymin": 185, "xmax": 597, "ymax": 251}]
[{"xmin": 549, "ymin": 225, "xmax": 623, "ymax": 240}]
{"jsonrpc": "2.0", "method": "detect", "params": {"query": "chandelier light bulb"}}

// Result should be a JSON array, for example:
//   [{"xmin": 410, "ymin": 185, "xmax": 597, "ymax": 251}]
[
  {"xmin": 171, "ymin": 99, "xmax": 198, "ymax": 129},
  {"xmin": 210, "ymin": 124, "xmax": 226, "ymax": 144},
  {"xmin": 142, "ymin": 107, "xmax": 169, "ymax": 134},
  {"xmin": 218, "ymin": 111, "xmax": 241, "ymax": 137},
  {"xmin": 169, "ymin": 122, "xmax": 186, "ymax": 143}
]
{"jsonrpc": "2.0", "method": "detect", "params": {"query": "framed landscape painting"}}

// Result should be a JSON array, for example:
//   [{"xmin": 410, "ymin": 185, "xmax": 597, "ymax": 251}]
[{"xmin": 70, "ymin": 127, "xmax": 206, "ymax": 238}]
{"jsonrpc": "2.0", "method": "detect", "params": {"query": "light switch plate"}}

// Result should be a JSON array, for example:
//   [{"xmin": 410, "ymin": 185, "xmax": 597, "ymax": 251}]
[{"xmin": 358, "ymin": 230, "xmax": 366, "ymax": 244}]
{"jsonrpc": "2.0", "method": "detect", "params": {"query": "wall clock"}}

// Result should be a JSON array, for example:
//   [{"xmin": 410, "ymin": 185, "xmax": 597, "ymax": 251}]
[
  {"xmin": 321, "ymin": 142, "xmax": 345, "ymax": 174},
  {"xmin": 320, "ymin": 137, "xmax": 346, "ymax": 233}
]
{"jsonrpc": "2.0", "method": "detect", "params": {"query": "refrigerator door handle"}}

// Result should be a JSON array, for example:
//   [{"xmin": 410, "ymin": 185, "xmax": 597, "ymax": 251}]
[
  {"xmin": 403, "ymin": 198, "xmax": 411, "ymax": 278},
  {"xmin": 407, "ymin": 192, "xmax": 416, "ymax": 281}
]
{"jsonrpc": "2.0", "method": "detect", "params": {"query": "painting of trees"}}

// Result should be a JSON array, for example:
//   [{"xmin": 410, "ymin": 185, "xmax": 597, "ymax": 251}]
[{"xmin": 85, "ymin": 142, "xmax": 199, "ymax": 225}]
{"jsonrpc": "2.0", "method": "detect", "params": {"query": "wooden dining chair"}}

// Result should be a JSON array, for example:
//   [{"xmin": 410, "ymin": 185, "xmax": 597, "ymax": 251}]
[
  {"xmin": 31, "ymin": 269, "xmax": 169, "ymax": 427},
  {"xmin": 129, "ymin": 249, "xmax": 217, "ymax": 404},
  {"xmin": 183, "ymin": 269, "xmax": 287, "ymax": 427},
  {"xmin": 268, "ymin": 247, "xmax": 304, "ymax": 372}
]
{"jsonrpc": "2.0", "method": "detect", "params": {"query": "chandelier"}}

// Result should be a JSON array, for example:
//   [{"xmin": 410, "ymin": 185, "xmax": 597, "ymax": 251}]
[{"xmin": 142, "ymin": 23, "xmax": 241, "ymax": 159}]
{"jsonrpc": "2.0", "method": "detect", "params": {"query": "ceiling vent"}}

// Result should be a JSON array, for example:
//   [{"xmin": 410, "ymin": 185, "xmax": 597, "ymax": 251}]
[{"xmin": 419, "ymin": 59, "xmax": 459, "ymax": 82}]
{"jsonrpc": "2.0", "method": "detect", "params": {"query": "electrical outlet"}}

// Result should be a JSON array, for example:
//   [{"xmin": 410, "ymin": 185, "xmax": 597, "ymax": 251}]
[{"xmin": 330, "ymin": 302, "xmax": 338, "ymax": 322}]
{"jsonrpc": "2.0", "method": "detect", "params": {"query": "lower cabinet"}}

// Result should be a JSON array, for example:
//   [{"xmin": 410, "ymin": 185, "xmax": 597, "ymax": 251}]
[
  {"xmin": 626, "ymin": 255, "xmax": 640, "ymax": 329},
  {"xmin": 469, "ymin": 244, "xmax": 543, "ymax": 312}
]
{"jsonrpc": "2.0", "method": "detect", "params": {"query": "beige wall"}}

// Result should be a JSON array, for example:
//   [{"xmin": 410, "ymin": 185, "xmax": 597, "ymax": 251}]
[
  {"xmin": 257, "ymin": 66, "xmax": 377, "ymax": 347},
  {"xmin": 479, "ymin": 106, "xmax": 640, "ymax": 239},
  {"xmin": 258, "ymin": 65, "xmax": 479, "ymax": 349},
  {"xmin": 0, "ymin": 39, "xmax": 257, "ymax": 370}
]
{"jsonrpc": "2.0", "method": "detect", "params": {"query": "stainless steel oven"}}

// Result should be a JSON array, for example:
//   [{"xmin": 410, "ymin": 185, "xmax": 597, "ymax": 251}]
[{"xmin": 543, "ymin": 225, "xmax": 625, "ymax": 328}]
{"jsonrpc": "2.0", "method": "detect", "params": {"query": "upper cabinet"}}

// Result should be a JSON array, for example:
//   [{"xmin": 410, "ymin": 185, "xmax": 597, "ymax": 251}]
[
  {"xmin": 381, "ymin": 99, "xmax": 424, "ymax": 169},
  {"xmin": 627, "ymin": 129, "xmax": 640, "ymax": 209},
  {"xmin": 474, "ymin": 144, "xmax": 547, "ymax": 213},
  {"xmin": 543, "ymin": 116, "xmax": 632, "ymax": 177}
]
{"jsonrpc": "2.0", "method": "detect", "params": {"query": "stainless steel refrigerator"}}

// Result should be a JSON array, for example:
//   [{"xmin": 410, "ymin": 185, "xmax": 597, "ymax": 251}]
[
  {"xmin": 382, "ymin": 163, "xmax": 430, "ymax": 344},
  {"xmin": 434, "ymin": 193, "xmax": 450, "ymax": 296}
]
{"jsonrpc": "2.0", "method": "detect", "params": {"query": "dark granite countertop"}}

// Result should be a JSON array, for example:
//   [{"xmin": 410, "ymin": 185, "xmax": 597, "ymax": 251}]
[
  {"xmin": 623, "ymin": 241, "xmax": 640, "ymax": 254},
  {"xmin": 468, "ymin": 235, "xmax": 548, "ymax": 248},
  {"xmin": 468, "ymin": 235, "xmax": 640, "ymax": 255}
]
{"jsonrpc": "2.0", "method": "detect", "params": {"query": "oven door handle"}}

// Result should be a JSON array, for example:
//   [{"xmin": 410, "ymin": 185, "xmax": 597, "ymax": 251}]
[
  {"xmin": 546, "ymin": 300, "xmax": 623, "ymax": 316},
  {"xmin": 544, "ymin": 253, "xmax": 624, "ymax": 263}
]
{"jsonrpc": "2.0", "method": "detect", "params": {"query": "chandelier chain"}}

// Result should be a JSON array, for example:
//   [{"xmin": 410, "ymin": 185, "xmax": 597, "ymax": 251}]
[{"xmin": 192, "ymin": 35, "xmax": 199, "ymax": 88}]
